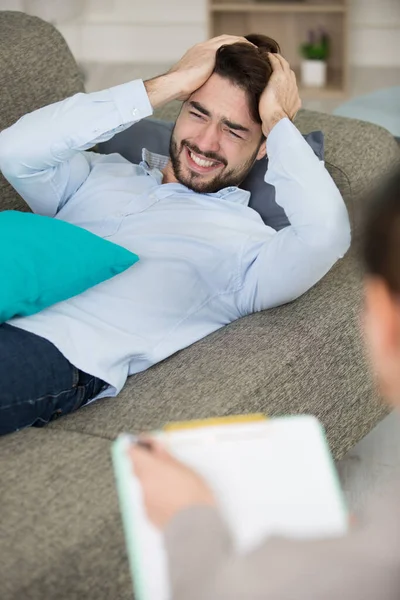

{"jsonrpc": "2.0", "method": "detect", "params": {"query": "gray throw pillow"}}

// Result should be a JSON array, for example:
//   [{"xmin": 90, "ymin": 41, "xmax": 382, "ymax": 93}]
[{"xmin": 98, "ymin": 118, "xmax": 324, "ymax": 231}]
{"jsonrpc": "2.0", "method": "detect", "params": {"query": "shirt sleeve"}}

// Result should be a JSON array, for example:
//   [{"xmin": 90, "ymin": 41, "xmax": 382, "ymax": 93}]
[
  {"xmin": 239, "ymin": 118, "xmax": 351, "ymax": 314},
  {"xmin": 165, "ymin": 504, "xmax": 400, "ymax": 600},
  {"xmin": 0, "ymin": 79, "xmax": 153, "ymax": 217}
]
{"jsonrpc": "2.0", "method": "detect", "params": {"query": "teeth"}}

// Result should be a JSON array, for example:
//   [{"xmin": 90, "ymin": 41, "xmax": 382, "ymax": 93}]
[{"xmin": 189, "ymin": 151, "xmax": 217, "ymax": 168}]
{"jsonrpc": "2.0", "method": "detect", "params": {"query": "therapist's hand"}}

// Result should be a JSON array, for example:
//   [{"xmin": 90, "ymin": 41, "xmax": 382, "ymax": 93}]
[{"xmin": 129, "ymin": 437, "xmax": 216, "ymax": 529}]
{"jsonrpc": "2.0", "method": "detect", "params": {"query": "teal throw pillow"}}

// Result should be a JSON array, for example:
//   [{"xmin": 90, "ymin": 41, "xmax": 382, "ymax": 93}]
[{"xmin": 0, "ymin": 210, "xmax": 139, "ymax": 322}]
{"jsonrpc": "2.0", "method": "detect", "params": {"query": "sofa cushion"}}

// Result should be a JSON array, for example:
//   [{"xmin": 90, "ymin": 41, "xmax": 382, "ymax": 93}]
[
  {"xmin": 0, "ymin": 210, "xmax": 138, "ymax": 323},
  {"xmin": 98, "ymin": 118, "xmax": 324, "ymax": 232},
  {"xmin": 0, "ymin": 428, "xmax": 132, "ymax": 600}
]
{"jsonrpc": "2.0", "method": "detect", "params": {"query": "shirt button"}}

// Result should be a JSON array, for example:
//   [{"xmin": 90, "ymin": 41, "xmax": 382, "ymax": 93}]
[{"xmin": 132, "ymin": 108, "xmax": 138, "ymax": 117}]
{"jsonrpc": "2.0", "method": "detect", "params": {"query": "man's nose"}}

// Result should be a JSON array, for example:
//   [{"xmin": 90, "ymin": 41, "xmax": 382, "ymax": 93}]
[{"xmin": 195, "ymin": 123, "xmax": 221, "ymax": 154}]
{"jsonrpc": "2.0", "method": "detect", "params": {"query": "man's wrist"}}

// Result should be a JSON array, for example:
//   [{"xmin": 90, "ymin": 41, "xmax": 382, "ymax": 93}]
[
  {"xmin": 261, "ymin": 109, "xmax": 288, "ymax": 138},
  {"xmin": 144, "ymin": 72, "xmax": 184, "ymax": 110}
]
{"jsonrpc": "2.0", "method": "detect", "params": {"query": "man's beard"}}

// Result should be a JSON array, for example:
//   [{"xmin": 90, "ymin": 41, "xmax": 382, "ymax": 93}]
[{"xmin": 169, "ymin": 129, "xmax": 260, "ymax": 194}]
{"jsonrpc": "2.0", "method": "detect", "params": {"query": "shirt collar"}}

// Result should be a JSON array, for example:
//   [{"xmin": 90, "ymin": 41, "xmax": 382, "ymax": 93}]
[
  {"xmin": 142, "ymin": 147, "xmax": 169, "ymax": 171},
  {"xmin": 141, "ymin": 148, "xmax": 250, "ymax": 207}
]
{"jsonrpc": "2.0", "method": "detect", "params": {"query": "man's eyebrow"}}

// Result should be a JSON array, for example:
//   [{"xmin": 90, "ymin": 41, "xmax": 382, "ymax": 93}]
[
  {"xmin": 189, "ymin": 101, "xmax": 250, "ymax": 134},
  {"xmin": 221, "ymin": 119, "xmax": 250, "ymax": 133},
  {"xmin": 189, "ymin": 101, "xmax": 211, "ymax": 117}
]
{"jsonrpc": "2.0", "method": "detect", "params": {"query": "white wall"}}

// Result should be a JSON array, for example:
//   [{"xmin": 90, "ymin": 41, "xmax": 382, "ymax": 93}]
[
  {"xmin": 59, "ymin": 0, "xmax": 207, "ymax": 64},
  {"xmin": 1, "ymin": 0, "xmax": 83, "ymax": 22},
  {"xmin": 1, "ymin": 0, "xmax": 399, "ymax": 66},
  {"xmin": 349, "ymin": 0, "xmax": 400, "ymax": 66}
]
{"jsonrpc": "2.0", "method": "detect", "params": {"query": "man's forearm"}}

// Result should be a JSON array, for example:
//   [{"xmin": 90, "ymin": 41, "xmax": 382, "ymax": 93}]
[
  {"xmin": 0, "ymin": 79, "xmax": 153, "ymax": 216},
  {"xmin": 144, "ymin": 72, "xmax": 184, "ymax": 110},
  {"xmin": 265, "ymin": 118, "xmax": 350, "ymax": 253},
  {"xmin": 261, "ymin": 110, "xmax": 287, "ymax": 138},
  {"xmin": 0, "ymin": 79, "xmax": 152, "ymax": 176}
]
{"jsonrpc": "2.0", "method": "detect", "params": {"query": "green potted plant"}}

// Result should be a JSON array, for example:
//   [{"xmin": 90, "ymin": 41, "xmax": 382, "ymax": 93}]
[{"xmin": 300, "ymin": 28, "xmax": 330, "ymax": 88}]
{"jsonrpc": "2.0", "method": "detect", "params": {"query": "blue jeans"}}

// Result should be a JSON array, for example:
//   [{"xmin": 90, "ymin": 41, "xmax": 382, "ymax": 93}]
[{"xmin": 0, "ymin": 323, "xmax": 107, "ymax": 436}]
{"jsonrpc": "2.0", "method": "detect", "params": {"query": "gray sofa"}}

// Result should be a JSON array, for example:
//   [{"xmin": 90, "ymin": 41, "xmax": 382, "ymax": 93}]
[{"xmin": 1, "ymin": 11, "xmax": 400, "ymax": 600}]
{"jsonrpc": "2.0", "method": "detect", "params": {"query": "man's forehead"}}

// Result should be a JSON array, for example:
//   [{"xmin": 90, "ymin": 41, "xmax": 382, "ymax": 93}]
[{"xmin": 190, "ymin": 74, "xmax": 255, "ymax": 129}]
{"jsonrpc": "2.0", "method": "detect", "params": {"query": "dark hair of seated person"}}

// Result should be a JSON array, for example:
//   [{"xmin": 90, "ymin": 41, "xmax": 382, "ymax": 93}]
[{"xmin": 364, "ymin": 168, "xmax": 400, "ymax": 292}]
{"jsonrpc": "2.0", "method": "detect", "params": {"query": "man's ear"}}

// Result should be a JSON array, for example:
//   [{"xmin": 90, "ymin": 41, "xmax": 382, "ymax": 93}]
[
  {"xmin": 363, "ymin": 276, "xmax": 400, "ymax": 404},
  {"xmin": 256, "ymin": 141, "xmax": 267, "ymax": 161}
]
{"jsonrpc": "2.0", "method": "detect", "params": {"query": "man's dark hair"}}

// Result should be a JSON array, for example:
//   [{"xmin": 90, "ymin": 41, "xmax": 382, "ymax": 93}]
[
  {"xmin": 213, "ymin": 33, "xmax": 280, "ymax": 126},
  {"xmin": 364, "ymin": 168, "xmax": 400, "ymax": 293}
]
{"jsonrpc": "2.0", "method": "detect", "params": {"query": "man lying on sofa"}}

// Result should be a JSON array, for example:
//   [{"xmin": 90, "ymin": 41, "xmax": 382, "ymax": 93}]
[{"xmin": 0, "ymin": 34, "xmax": 350, "ymax": 436}]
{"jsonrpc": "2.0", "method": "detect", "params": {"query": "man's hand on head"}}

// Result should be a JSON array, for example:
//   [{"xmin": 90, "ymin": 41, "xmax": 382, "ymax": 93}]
[
  {"xmin": 167, "ymin": 35, "xmax": 254, "ymax": 101},
  {"xmin": 259, "ymin": 53, "xmax": 302, "ymax": 138},
  {"xmin": 144, "ymin": 35, "xmax": 254, "ymax": 110}
]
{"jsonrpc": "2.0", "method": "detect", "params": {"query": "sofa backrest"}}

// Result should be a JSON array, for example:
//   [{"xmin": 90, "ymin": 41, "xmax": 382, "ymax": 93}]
[{"xmin": 0, "ymin": 10, "xmax": 84, "ymax": 212}]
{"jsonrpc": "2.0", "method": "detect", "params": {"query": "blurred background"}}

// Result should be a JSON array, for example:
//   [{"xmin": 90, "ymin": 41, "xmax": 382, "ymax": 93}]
[{"xmin": 1, "ymin": 0, "xmax": 399, "ymax": 114}]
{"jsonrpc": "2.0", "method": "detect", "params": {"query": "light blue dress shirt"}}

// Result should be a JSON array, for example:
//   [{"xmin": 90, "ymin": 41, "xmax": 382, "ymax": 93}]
[{"xmin": 0, "ymin": 79, "xmax": 351, "ymax": 400}]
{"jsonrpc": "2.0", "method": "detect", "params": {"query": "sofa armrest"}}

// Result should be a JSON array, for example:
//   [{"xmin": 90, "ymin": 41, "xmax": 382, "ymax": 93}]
[
  {"xmin": 0, "ymin": 10, "xmax": 85, "ymax": 213},
  {"xmin": 295, "ymin": 109, "xmax": 400, "ymax": 233}
]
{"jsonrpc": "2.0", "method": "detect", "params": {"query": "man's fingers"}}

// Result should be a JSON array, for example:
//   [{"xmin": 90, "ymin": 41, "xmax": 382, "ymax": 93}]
[
  {"xmin": 209, "ymin": 34, "xmax": 236, "ymax": 42},
  {"xmin": 280, "ymin": 55, "xmax": 292, "ymax": 73},
  {"xmin": 207, "ymin": 35, "xmax": 240, "ymax": 47},
  {"xmin": 208, "ymin": 35, "xmax": 256, "ymax": 50},
  {"xmin": 210, "ymin": 34, "xmax": 247, "ymax": 43},
  {"xmin": 270, "ymin": 53, "xmax": 291, "ymax": 73},
  {"xmin": 268, "ymin": 52, "xmax": 283, "ymax": 72}
]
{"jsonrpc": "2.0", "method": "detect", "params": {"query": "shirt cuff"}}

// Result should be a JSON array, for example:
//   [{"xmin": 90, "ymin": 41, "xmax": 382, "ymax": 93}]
[
  {"xmin": 108, "ymin": 79, "xmax": 153, "ymax": 125},
  {"xmin": 266, "ymin": 117, "xmax": 304, "ymax": 158}
]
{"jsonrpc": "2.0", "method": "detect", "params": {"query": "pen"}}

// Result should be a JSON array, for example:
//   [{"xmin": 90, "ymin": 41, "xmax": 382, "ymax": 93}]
[{"xmin": 122, "ymin": 433, "xmax": 153, "ymax": 451}]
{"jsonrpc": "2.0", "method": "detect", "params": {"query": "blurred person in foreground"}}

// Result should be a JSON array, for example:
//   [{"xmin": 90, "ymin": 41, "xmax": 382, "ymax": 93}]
[{"xmin": 131, "ymin": 168, "xmax": 400, "ymax": 599}]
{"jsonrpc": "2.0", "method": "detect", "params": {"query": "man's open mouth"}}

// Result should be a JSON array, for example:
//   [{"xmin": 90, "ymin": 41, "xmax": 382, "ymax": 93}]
[{"xmin": 184, "ymin": 146, "xmax": 224, "ymax": 174}]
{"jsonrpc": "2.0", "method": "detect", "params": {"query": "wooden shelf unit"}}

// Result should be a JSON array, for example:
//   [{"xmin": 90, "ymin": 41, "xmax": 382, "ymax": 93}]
[
  {"xmin": 211, "ymin": 3, "xmax": 347, "ymax": 13},
  {"xmin": 208, "ymin": 0, "xmax": 349, "ymax": 98}
]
